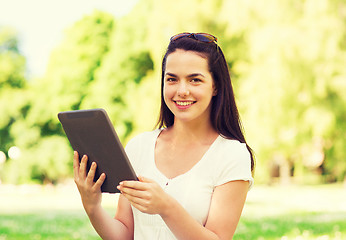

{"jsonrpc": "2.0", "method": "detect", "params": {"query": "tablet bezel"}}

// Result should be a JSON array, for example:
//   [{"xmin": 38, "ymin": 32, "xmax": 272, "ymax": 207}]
[{"xmin": 58, "ymin": 108, "xmax": 138, "ymax": 193}]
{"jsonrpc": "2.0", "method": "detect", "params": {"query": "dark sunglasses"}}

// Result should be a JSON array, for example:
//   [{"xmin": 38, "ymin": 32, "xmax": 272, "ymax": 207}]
[{"xmin": 170, "ymin": 32, "xmax": 218, "ymax": 44}]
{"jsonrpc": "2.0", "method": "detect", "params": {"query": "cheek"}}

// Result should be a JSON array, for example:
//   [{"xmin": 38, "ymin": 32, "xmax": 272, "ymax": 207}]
[
  {"xmin": 162, "ymin": 90, "xmax": 173, "ymax": 115},
  {"xmin": 163, "ymin": 85, "xmax": 173, "ymax": 104}
]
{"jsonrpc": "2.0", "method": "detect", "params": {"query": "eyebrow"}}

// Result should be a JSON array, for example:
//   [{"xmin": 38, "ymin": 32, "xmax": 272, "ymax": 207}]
[{"xmin": 165, "ymin": 72, "xmax": 205, "ymax": 78}]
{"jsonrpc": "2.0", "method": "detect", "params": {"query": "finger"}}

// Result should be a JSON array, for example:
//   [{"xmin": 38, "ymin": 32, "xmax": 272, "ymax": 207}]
[
  {"xmin": 127, "ymin": 199, "xmax": 148, "ymax": 213},
  {"xmin": 94, "ymin": 173, "xmax": 106, "ymax": 190},
  {"xmin": 122, "ymin": 190, "xmax": 149, "ymax": 206},
  {"xmin": 79, "ymin": 154, "xmax": 88, "ymax": 178},
  {"xmin": 138, "ymin": 175, "xmax": 154, "ymax": 183},
  {"xmin": 119, "ymin": 184, "xmax": 150, "ymax": 200},
  {"xmin": 86, "ymin": 161, "xmax": 97, "ymax": 184},
  {"xmin": 120, "ymin": 180, "xmax": 147, "ymax": 191},
  {"xmin": 73, "ymin": 151, "xmax": 80, "ymax": 180}
]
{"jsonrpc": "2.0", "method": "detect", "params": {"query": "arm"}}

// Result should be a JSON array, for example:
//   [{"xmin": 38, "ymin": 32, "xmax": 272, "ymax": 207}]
[
  {"xmin": 118, "ymin": 176, "xmax": 248, "ymax": 240},
  {"xmin": 73, "ymin": 152, "xmax": 134, "ymax": 240},
  {"xmin": 204, "ymin": 180, "xmax": 249, "ymax": 239}
]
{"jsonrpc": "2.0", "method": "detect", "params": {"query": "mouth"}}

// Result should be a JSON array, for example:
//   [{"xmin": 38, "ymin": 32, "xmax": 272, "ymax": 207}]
[{"xmin": 174, "ymin": 100, "xmax": 196, "ymax": 108}]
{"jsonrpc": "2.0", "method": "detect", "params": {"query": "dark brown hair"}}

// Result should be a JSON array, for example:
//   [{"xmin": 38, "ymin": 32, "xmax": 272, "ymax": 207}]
[{"xmin": 156, "ymin": 36, "xmax": 255, "ymax": 173}]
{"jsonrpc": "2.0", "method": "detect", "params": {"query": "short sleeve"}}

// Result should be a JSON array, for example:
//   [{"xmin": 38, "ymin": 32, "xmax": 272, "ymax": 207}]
[{"xmin": 214, "ymin": 140, "xmax": 254, "ymax": 189}]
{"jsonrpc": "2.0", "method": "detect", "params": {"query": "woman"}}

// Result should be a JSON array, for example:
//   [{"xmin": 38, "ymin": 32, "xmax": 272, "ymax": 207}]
[{"xmin": 74, "ymin": 32, "xmax": 255, "ymax": 239}]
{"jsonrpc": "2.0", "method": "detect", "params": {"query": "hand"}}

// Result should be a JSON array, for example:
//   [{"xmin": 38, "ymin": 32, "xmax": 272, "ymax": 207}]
[
  {"xmin": 117, "ymin": 176, "xmax": 172, "ymax": 216},
  {"xmin": 73, "ymin": 151, "xmax": 106, "ymax": 214}
]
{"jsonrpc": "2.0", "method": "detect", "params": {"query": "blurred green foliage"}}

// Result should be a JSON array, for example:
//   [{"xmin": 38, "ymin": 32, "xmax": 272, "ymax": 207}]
[{"xmin": 0, "ymin": 0, "xmax": 345, "ymax": 184}]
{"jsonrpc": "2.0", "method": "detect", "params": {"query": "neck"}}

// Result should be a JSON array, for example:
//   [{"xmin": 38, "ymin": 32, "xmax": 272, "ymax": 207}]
[{"xmin": 168, "ymin": 119, "xmax": 218, "ymax": 145}]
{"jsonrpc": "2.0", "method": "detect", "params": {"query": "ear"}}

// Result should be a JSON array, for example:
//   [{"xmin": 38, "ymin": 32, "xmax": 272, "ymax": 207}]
[{"xmin": 212, "ymin": 85, "xmax": 218, "ymax": 96}]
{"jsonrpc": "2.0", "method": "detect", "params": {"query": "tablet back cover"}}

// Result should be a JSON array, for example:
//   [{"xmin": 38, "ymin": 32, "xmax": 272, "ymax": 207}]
[{"xmin": 58, "ymin": 109, "xmax": 137, "ymax": 193}]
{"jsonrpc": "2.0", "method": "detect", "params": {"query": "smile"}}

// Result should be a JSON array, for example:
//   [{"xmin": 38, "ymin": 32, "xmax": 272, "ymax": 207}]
[{"xmin": 175, "ymin": 101, "xmax": 196, "ymax": 106}]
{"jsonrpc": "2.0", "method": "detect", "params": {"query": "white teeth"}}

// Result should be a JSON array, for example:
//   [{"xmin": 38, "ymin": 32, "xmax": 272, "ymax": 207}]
[{"xmin": 176, "ymin": 101, "xmax": 194, "ymax": 106}]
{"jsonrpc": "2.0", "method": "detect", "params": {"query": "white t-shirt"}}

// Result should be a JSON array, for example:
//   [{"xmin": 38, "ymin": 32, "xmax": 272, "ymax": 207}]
[{"xmin": 125, "ymin": 129, "xmax": 253, "ymax": 240}]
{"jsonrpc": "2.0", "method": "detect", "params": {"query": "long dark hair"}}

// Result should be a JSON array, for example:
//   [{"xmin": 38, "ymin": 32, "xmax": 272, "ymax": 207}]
[{"xmin": 156, "ymin": 35, "xmax": 255, "ymax": 173}]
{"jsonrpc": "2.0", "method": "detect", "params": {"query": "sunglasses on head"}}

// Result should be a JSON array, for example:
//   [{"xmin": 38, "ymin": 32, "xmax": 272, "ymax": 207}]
[{"xmin": 170, "ymin": 32, "xmax": 218, "ymax": 44}]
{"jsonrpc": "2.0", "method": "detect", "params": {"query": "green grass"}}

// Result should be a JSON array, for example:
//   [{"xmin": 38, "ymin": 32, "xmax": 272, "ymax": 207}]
[
  {"xmin": 0, "ymin": 183, "xmax": 345, "ymax": 239},
  {"xmin": 235, "ymin": 212, "xmax": 345, "ymax": 240},
  {"xmin": 0, "ymin": 211, "xmax": 99, "ymax": 240},
  {"xmin": 234, "ymin": 184, "xmax": 346, "ymax": 240}
]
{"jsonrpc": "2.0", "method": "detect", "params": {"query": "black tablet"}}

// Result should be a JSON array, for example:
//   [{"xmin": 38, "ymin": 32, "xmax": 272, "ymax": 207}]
[{"xmin": 58, "ymin": 108, "xmax": 138, "ymax": 193}]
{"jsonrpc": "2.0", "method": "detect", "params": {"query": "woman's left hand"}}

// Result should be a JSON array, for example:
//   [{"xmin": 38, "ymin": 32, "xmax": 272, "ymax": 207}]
[{"xmin": 117, "ymin": 176, "xmax": 171, "ymax": 216}]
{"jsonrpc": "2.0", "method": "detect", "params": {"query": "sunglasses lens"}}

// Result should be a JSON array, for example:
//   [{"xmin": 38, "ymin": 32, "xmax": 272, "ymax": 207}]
[
  {"xmin": 170, "ymin": 33, "xmax": 217, "ymax": 44},
  {"xmin": 194, "ymin": 33, "xmax": 217, "ymax": 43},
  {"xmin": 170, "ymin": 33, "xmax": 191, "ymax": 41}
]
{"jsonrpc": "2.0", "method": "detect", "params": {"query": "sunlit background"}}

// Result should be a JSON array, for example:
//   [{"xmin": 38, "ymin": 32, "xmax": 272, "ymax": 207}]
[{"xmin": 0, "ymin": 0, "xmax": 345, "ymax": 239}]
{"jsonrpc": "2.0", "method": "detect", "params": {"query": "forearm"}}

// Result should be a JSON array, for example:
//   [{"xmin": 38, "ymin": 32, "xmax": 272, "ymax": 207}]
[
  {"xmin": 73, "ymin": 153, "xmax": 133, "ymax": 239},
  {"xmin": 86, "ymin": 205, "xmax": 132, "ymax": 240},
  {"xmin": 160, "ymin": 198, "xmax": 220, "ymax": 240}
]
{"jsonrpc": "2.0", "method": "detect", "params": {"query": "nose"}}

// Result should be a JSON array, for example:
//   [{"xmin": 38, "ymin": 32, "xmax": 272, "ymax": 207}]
[{"xmin": 177, "ymin": 82, "xmax": 189, "ymax": 97}]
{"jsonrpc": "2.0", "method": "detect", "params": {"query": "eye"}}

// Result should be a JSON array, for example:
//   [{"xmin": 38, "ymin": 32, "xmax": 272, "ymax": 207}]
[
  {"xmin": 165, "ymin": 77, "xmax": 177, "ymax": 82},
  {"xmin": 191, "ymin": 78, "xmax": 202, "ymax": 83}
]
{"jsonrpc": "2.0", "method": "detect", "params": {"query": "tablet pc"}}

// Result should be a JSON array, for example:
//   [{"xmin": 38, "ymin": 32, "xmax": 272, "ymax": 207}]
[{"xmin": 58, "ymin": 108, "xmax": 138, "ymax": 193}]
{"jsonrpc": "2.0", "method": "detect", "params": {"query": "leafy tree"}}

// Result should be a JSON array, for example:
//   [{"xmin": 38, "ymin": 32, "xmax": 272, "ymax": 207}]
[
  {"xmin": 0, "ymin": 27, "xmax": 27, "ymax": 157},
  {"xmin": 2, "ymin": 11, "xmax": 115, "ymax": 184},
  {"xmin": 2, "ymin": 9, "xmax": 155, "ymax": 184},
  {"xmin": 218, "ymin": 0, "xmax": 346, "ymax": 183}
]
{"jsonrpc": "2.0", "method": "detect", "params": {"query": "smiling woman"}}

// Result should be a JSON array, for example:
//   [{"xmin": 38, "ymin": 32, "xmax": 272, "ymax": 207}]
[
  {"xmin": 73, "ymin": 32, "xmax": 255, "ymax": 240},
  {"xmin": 163, "ymin": 49, "xmax": 216, "ymax": 124}
]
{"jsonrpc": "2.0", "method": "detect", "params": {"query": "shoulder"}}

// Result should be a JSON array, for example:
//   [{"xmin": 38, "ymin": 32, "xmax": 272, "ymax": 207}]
[
  {"xmin": 126, "ymin": 131, "xmax": 155, "ymax": 145},
  {"xmin": 125, "ymin": 129, "xmax": 161, "ymax": 152},
  {"xmin": 212, "ymin": 137, "xmax": 253, "ymax": 188},
  {"xmin": 124, "ymin": 129, "xmax": 161, "ymax": 172},
  {"xmin": 217, "ymin": 137, "xmax": 250, "ymax": 159}
]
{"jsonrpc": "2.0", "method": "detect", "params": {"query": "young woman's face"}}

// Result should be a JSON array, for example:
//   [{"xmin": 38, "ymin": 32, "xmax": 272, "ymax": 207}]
[{"xmin": 163, "ymin": 49, "xmax": 216, "ymax": 125}]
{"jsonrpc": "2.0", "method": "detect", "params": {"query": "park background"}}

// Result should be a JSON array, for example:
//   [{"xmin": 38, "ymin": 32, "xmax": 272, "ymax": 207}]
[{"xmin": 0, "ymin": 0, "xmax": 345, "ymax": 239}]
